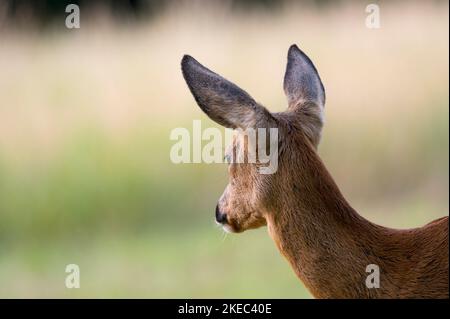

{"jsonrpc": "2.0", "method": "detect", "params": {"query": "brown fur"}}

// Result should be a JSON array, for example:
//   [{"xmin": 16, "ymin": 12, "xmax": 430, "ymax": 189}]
[
  {"xmin": 264, "ymin": 117, "xmax": 449, "ymax": 298},
  {"xmin": 181, "ymin": 45, "xmax": 449, "ymax": 298}
]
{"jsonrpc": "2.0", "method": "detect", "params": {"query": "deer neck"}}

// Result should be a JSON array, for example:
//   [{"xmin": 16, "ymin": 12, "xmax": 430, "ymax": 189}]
[{"xmin": 265, "ymin": 142, "xmax": 383, "ymax": 298}]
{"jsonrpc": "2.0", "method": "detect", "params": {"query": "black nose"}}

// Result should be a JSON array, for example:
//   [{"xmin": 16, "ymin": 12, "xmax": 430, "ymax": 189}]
[{"xmin": 215, "ymin": 205, "xmax": 227, "ymax": 224}]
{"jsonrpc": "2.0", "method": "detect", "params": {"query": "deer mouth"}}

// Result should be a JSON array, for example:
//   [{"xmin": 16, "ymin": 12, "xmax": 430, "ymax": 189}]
[
  {"xmin": 215, "ymin": 216, "xmax": 240, "ymax": 233},
  {"xmin": 215, "ymin": 205, "xmax": 245, "ymax": 233},
  {"xmin": 222, "ymin": 220, "xmax": 244, "ymax": 233},
  {"xmin": 217, "ymin": 219, "xmax": 238, "ymax": 233},
  {"xmin": 222, "ymin": 224, "xmax": 235, "ymax": 233}
]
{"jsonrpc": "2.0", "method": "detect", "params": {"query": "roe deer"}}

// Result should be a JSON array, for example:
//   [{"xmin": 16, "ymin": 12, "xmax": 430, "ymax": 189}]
[{"xmin": 181, "ymin": 44, "xmax": 449, "ymax": 298}]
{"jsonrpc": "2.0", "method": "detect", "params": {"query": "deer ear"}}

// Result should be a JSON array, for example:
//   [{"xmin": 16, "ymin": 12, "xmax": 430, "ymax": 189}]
[
  {"xmin": 284, "ymin": 44, "xmax": 325, "ymax": 108},
  {"xmin": 181, "ymin": 55, "xmax": 269, "ymax": 129},
  {"xmin": 283, "ymin": 45, "xmax": 326, "ymax": 147}
]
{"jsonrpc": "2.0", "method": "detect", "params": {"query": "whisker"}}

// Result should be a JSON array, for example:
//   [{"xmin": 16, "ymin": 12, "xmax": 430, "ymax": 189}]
[{"xmin": 221, "ymin": 229, "xmax": 228, "ymax": 242}]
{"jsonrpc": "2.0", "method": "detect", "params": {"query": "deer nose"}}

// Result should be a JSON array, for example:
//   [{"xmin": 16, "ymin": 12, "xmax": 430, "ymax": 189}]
[{"xmin": 215, "ymin": 205, "xmax": 227, "ymax": 224}]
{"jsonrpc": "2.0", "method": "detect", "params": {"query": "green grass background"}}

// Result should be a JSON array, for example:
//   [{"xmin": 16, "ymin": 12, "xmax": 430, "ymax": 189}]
[{"xmin": 0, "ymin": 1, "xmax": 448, "ymax": 297}]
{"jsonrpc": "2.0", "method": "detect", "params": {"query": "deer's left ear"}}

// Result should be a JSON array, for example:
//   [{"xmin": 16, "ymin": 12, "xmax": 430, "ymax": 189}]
[
  {"xmin": 283, "ymin": 44, "xmax": 325, "ymax": 147},
  {"xmin": 181, "ymin": 55, "xmax": 271, "ymax": 130}
]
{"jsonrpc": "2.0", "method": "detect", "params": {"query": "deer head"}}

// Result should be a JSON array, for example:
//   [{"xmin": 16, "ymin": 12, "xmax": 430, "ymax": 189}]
[
  {"xmin": 181, "ymin": 44, "xmax": 325, "ymax": 233},
  {"xmin": 181, "ymin": 45, "xmax": 450, "ymax": 299}
]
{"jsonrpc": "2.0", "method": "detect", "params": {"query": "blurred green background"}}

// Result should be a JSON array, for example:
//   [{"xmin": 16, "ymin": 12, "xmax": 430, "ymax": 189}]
[{"xmin": 0, "ymin": 0, "xmax": 448, "ymax": 298}]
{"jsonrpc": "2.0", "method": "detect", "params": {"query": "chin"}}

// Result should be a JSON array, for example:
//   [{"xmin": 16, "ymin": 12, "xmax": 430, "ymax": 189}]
[
  {"xmin": 222, "ymin": 224, "xmax": 236, "ymax": 233},
  {"xmin": 222, "ymin": 223, "xmax": 244, "ymax": 233}
]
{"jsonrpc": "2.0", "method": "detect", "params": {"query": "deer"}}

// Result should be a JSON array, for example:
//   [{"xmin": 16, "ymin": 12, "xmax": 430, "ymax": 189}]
[{"xmin": 181, "ymin": 44, "xmax": 449, "ymax": 298}]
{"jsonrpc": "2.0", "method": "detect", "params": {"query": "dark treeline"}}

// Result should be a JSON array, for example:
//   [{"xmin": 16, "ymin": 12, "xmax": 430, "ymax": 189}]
[{"xmin": 1, "ymin": 0, "xmax": 339, "ymax": 28}]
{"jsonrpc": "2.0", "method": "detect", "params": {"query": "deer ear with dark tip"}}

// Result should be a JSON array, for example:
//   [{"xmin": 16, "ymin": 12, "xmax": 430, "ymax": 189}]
[
  {"xmin": 181, "ymin": 55, "xmax": 270, "ymax": 130},
  {"xmin": 283, "ymin": 45, "xmax": 326, "ymax": 148},
  {"xmin": 284, "ymin": 44, "xmax": 325, "ymax": 108}
]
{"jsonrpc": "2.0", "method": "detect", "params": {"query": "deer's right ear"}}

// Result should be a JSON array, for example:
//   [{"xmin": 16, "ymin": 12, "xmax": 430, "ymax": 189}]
[{"xmin": 181, "ymin": 55, "xmax": 269, "ymax": 129}]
